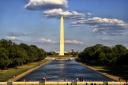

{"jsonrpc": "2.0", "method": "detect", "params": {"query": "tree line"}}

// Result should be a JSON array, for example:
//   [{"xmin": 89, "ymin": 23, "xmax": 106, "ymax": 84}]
[
  {"xmin": 77, "ymin": 44, "xmax": 128, "ymax": 66},
  {"xmin": 0, "ymin": 39, "xmax": 47, "ymax": 69}
]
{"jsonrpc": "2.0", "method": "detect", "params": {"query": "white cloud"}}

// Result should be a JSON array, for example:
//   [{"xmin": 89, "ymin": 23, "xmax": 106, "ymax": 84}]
[
  {"xmin": 72, "ymin": 17, "xmax": 128, "ymax": 28},
  {"xmin": 92, "ymin": 25, "xmax": 128, "ymax": 35},
  {"xmin": 40, "ymin": 38, "xmax": 55, "ymax": 43},
  {"xmin": 65, "ymin": 40, "xmax": 83, "ymax": 45},
  {"xmin": 25, "ymin": 0, "xmax": 128, "ymax": 36},
  {"xmin": 91, "ymin": 17, "xmax": 124, "ymax": 24},
  {"xmin": 25, "ymin": 0, "xmax": 67, "ymax": 10},
  {"xmin": 25, "ymin": 0, "xmax": 86, "ymax": 23},
  {"xmin": 92, "ymin": 27, "xmax": 112, "ymax": 33},
  {"xmin": 5, "ymin": 32, "xmax": 27, "ymax": 43},
  {"xmin": 6, "ymin": 36, "xmax": 17, "ymax": 40},
  {"xmin": 35, "ymin": 38, "xmax": 83, "ymax": 45},
  {"xmin": 71, "ymin": 16, "xmax": 128, "ymax": 35},
  {"xmin": 71, "ymin": 19, "xmax": 86, "ymax": 25},
  {"xmin": 89, "ymin": 17, "xmax": 128, "ymax": 28},
  {"xmin": 43, "ymin": 8, "xmax": 84, "ymax": 17}
]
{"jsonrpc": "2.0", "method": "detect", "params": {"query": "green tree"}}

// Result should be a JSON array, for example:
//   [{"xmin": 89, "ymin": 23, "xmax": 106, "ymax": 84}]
[
  {"xmin": 78, "ymin": 44, "xmax": 128, "ymax": 66},
  {"xmin": 112, "ymin": 45, "xmax": 127, "ymax": 65},
  {"xmin": 0, "ymin": 48, "xmax": 10, "ymax": 69}
]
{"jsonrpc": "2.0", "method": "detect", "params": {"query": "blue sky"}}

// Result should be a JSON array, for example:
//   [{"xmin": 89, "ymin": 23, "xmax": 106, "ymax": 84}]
[{"xmin": 0, "ymin": 0, "xmax": 128, "ymax": 52}]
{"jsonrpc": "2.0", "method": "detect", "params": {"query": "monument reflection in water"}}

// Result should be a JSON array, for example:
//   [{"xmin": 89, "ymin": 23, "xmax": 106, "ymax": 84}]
[{"xmin": 19, "ymin": 60, "xmax": 112, "ymax": 81}]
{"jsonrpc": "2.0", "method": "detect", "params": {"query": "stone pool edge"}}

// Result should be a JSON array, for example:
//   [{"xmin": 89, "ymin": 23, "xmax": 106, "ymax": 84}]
[
  {"xmin": 78, "ymin": 62, "xmax": 125, "ymax": 81},
  {"xmin": 7, "ymin": 59, "xmax": 51, "ymax": 82}
]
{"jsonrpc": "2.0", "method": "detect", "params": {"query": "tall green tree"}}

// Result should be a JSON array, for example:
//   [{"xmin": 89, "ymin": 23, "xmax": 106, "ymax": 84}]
[
  {"xmin": 0, "ymin": 48, "xmax": 11, "ymax": 69},
  {"xmin": 78, "ymin": 44, "xmax": 128, "ymax": 66},
  {"xmin": 0, "ymin": 39, "xmax": 47, "ymax": 69}
]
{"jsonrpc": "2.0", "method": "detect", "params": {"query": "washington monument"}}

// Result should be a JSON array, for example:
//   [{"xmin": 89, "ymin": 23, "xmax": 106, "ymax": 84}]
[{"xmin": 59, "ymin": 16, "xmax": 64, "ymax": 56}]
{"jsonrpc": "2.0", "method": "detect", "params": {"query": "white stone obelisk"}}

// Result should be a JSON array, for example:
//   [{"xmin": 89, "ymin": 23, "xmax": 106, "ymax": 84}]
[{"xmin": 59, "ymin": 16, "xmax": 64, "ymax": 56}]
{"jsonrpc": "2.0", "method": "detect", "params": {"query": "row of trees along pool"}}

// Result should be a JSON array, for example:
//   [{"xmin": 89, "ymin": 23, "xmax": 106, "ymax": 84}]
[
  {"xmin": 0, "ymin": 39, "xmax": 47, "ymax": 69},
  {"xmin": 77, "ymin": 44, "xmax": 128, "ymax": 66}
]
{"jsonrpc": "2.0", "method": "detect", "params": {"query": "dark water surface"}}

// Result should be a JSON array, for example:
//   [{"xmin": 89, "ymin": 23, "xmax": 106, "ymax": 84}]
[{"xmin": 18, "ymin": 60, "xmax": 112, "ymax": 81}]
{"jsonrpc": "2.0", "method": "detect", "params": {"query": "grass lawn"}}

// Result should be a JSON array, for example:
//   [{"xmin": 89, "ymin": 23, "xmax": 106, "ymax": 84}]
[
  {"xmin": 88, "ymin": 65, "xmax": 128, "ymax": 81},
  {"xmin": 0, "ymin": 59, "xmax": 48, "ymax": 82}
]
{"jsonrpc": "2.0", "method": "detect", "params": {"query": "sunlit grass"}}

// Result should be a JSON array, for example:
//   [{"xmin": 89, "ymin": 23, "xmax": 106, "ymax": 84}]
[
  {"xmin": 88, "ymin": 65, "xmax": 128, "ymax": 81},
  {"xmin": 0, "ymin": 59, "xmax": 48, "ymax": 81}
]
